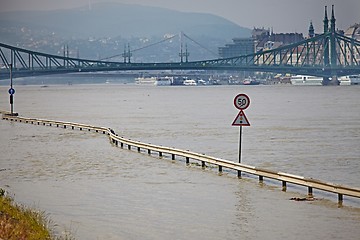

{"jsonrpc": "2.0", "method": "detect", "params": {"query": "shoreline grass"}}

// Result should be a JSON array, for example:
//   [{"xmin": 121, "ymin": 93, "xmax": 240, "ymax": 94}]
[{"xmin": 0, "ymin": 188, "xmax": 74, "ymax": 240}]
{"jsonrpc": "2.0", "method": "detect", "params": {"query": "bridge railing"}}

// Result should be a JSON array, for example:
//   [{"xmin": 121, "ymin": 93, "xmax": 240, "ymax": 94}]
[{"xmin": 2, "ymin": 113, "xmax": 360, "ymax": 204}]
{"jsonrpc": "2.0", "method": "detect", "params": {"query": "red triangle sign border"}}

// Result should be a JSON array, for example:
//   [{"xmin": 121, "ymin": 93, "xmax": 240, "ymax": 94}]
[{"xmin": 232, "ymin": 110, "xmax": 250, "ymax": 126}]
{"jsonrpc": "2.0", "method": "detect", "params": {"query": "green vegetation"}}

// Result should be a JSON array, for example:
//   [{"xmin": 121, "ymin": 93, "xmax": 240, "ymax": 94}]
[{"xmin": 0, "ymin": 188, "xmax": 74, "ymax": 240}]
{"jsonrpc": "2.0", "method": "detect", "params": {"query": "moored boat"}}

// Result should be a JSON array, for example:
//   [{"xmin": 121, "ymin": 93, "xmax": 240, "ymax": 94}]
[
  {"xmin": 243, "ymin": 78, "xmax": 260, "ymax": 85},
  {"xmin": 135, "ymin": 76, "xmax": 157, "ymax": 85},
  {"xmin": 339, "ymin": 75, "xmax": 360, "ymax": 85},
  {"xmin": 154, "ymin": 76, "xmax": 173, "ymax": 86},
  {"xmin": 183, "ymin": 79, "xmax": 197, "ymax": 86},
  {"xmin": 290, "ymin": 75, "xmax": 323, "ymax": 86}
]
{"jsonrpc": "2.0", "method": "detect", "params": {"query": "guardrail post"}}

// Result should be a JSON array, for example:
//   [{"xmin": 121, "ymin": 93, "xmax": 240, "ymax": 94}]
[
  {"xmin": 186, "ymin": 157, "xmax": 190, "ymax": 165},
  {"xmin": 72, "ymin": 126, "xmax": 74, "ymax": 130},
  {"xmin": 64, "ymin": 125, "xmax": 66, "ymax": 129},
  {"xmin": 172, "ymin": 154, "xmax": 175, "ymax": 160},
  {"xmin": 338, "ymin": 194, "xmax": 343, "ymax": 203},
  {"xmin": 202, "ymin": 161, "xmax": 205, "ymax": 168},
  {"xmin": 159, "ymin": 152, "xmax": 162, "ymax": 157},
  {"xmin": 128, "ymin": 145, "xmax": 131, "ymax": 150},
  {"xmin": 137, "ymin": 147, "xmax": 141, "ymax": 152},
  {"xmin": 282, "ymin": 181, "xmax": 287, "ymax": 191},
  {"xmin": 148, "ymin": 149, "xmax": 151, "ymax": 155},
  {"xmin": 308, "ymin": 187, "xmax": 313, "ymax": 196},
  {"xmin": 259, "ymin": 176, "xmax": 263, "ymax": 182},
  {"xmin": 218, "ymin": 165, "xmax": 222, "ymax": 172},
  {"xmin": 120, "ymin": 142, "xmax": 124, "ymax": 148}
]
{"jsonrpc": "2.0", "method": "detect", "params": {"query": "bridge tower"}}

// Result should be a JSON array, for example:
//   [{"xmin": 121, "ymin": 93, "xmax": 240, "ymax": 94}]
[
  {"xmin": 179, "ymin": 44, "xmax": 189, "ymax": 63},
  {"xmin": 179, "ymin": 32, "xmax": 189, "ymax": 63},
  {"xmin": 330, "ymin": 5, "xmax": 337, "ymax": 67},
  {"xmin": 323, "ymin": 6, "xmax": 329, "ymax": 67},
  {"xmin": 122, "ymin": 44, "xmax": 132, "ymax": 63},
  {"xmin": 322, "ymin": 5, "xmax": 339, "ymax": 85},
  {"xmin": 329, "ymin": 5, "xmax": 339, "ymax": 85}
]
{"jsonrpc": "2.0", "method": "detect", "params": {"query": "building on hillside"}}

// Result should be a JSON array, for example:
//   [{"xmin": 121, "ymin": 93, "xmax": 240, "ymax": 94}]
[
  {"xmin": 255, "ymin": 31, "xmax": 304, "ymax": 51},
  {"xmin": 218, "ymin": 38, "xmax": 255, "ymax": 58},
  {"xmin": 341, "ymin": 23, "xmax": 360, "ymax": 65},
  {"xmin": 218, "ymin": 26, "xmax": 305, "ymax": 59}
]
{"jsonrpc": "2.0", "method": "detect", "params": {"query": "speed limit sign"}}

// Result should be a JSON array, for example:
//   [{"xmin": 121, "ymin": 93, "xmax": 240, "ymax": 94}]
[{"xmin": 234, "ymin": 94, "xmax": 250, "ymax": 110}]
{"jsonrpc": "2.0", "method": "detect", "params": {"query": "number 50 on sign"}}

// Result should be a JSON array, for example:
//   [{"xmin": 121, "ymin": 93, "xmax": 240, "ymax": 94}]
[{"xmin": 234, "ymin": 94, "xmax": 250, "ymax": 110}]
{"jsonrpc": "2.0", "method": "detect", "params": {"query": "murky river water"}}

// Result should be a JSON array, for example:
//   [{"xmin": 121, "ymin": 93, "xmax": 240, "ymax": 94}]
[{"xmin": 1, "ymin": 79, "xmax": 360, "ymax": 239}]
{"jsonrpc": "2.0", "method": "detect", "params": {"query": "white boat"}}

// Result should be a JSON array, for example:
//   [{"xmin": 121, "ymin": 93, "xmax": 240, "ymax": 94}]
[
  {"xmin": 339, "ymin": 75, "xmax": 360, "ymax": 85},
  {"xmin": 183, "ymin": 79, "xmax": 197, "ymax": 86},
  {"xmin": 135, "ymin": 76, "xmax": 157, "ymax": 85},
  {"xmin": 339, "ymin": 76, "xmax": 351, "ymax": 85},
  {"xmin": 290, "ymin": 75, "xmax": 323, "ymax": 86},
  {"xmin": 154, "ymin": 76, "xmax": 173, "ymax": 86}
]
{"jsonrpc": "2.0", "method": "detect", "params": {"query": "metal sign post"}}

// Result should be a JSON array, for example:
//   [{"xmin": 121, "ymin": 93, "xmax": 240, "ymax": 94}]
[
  {"xmin": 9, "ymin": 64, "xmax": 15, "ymax": 115},
  {"xmin": 238, "ymin": 125, "xmax": 242, "ymax": 168},
  {"xmin": 232, "ymin": 94, "xmax": 251, "ymax": 178}
]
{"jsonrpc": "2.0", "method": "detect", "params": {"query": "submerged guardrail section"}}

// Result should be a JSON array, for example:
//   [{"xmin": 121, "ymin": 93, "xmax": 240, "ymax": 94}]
[{"xmin": 2, "ymin": 113, "xmax": 360, "ymax": 204}]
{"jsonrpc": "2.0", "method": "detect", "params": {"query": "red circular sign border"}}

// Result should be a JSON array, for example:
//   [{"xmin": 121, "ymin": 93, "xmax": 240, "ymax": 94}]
[{"xmin": 233, "ymin": 93, "xmax": 250, "ymax": 110}]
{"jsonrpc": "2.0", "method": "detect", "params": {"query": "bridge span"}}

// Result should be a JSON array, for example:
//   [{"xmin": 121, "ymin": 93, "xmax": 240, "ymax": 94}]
[{"xmin": 1, "ymin": 6, "xmax": 360, "ymax": 84}]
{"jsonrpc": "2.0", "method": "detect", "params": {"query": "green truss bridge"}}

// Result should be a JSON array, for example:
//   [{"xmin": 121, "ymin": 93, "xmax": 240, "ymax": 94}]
[{"xmin": 1, "ymin": 6, "xmax": 360, "ymax": 85}]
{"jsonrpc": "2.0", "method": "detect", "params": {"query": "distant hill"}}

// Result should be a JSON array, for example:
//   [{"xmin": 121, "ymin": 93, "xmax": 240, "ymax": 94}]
[
  {"xmin": 0, "ymin": 3, "xmax": 252, "ymax": 62},
  {"xmin": 0, "ymin": 2, "xmax": 251, "ymax": 39}
]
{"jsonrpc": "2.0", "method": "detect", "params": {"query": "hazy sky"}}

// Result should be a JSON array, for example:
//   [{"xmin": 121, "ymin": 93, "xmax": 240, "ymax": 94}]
[{"xmin": 1, "ymin": 0, "xmax": 359, "ymax": 34}]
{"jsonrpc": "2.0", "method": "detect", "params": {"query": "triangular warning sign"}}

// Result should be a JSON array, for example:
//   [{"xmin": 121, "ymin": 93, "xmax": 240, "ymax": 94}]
[{"xmin": 232, "ymin": 110, "xmax": 250, "ymax": 126}]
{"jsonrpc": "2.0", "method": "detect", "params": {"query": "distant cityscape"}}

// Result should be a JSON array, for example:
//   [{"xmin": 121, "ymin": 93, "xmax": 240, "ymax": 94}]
[
  {"xmin": 3, "ymin": 20, "xmax": 359, "ymax": 64},
  {"xmin": 219, "ymin": 22, "xmax": 360, "ymax": 59},
  {"xmin": 0, "ymin": 3, "xmax": 359, "ymax": 86}
]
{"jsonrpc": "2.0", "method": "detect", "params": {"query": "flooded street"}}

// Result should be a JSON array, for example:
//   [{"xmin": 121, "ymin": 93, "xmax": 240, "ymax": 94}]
[{"xmin": 1, "ymin": 82, "xmax": 360, "ymax": 239}]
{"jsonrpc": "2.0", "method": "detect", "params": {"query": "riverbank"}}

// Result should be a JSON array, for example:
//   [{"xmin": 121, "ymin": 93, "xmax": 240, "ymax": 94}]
[{"xmin": 0, "ymin": 189, "xmax": 73, "ymax": 240}]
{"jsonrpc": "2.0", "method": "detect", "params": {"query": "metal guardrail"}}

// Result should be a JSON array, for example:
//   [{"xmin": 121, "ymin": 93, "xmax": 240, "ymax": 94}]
[{"xmin": 2, "ymin": 114, "xmax": 360, "ymax": 204}]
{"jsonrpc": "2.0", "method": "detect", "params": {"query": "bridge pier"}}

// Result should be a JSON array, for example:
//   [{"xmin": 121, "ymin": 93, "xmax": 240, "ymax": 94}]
[{"xmin": 322, "ymin": 76, "xmax": 339, "ymax": 85}]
